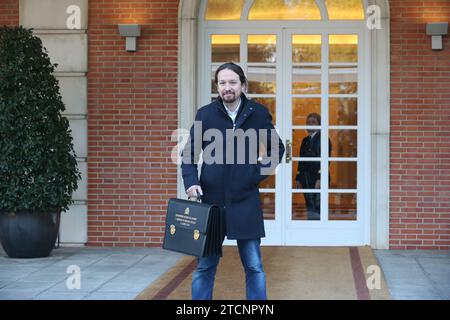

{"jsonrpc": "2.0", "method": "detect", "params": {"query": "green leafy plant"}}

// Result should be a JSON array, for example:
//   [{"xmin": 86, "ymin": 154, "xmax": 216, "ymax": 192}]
[{"xmin": 0, "ymin": 26, "xmax": 81, "ymax": 214}]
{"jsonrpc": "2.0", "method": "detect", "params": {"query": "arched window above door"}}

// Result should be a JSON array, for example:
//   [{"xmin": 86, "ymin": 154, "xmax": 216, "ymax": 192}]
[
  {"xmin": 205, "ymin": 0, "xmax": 365, "ymax": 21},
  {"xmin": 324, "ymin": 0, "xmax": 364, "ymax": 20},
  {"xmin": 248, "ymin": 0, "xmax": 321, "ymax": 20},
  {"xmin": 205, "ymin": 0, "xmax": 246, "ymax": 20},
  {"xmin": 180, "ymin": 0, "xmax": 390, "ymax": 247}
]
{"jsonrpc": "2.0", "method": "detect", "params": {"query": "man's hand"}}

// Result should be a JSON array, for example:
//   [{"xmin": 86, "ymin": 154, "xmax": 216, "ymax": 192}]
[{"xmin": 186, "ymin": 185, "xmax": 203, "ymax": 198}]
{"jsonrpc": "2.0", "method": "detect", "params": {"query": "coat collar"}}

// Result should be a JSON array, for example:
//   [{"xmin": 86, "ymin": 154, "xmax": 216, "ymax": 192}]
[{"xmin": 215, "ymin": 93, "xmax": 256, "ymax": 129}]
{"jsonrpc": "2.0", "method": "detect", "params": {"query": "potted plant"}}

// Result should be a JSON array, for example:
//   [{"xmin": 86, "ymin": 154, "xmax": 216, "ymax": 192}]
[{"xmin": 0, "ymin": 26, "xmax": 81, "ymax": 258}]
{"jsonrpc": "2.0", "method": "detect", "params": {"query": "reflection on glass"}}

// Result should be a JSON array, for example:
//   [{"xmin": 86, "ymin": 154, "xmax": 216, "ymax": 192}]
[
  {"xmin": 329, "ymin": 130, "xmax": 357, "ymax": 158},
  {"xmin": 329, "ymin": 66, "xmax": 357, "ymax": 94},
  {"xmin": 248, "ymin": 35, "xmax": 277, "ymax": 63},
  {"xmin": 329, "ymin": 98, "xmax": 357, "ymax": 126},
  {"xmin": 325, "ymin": 0, "xmax": 365, "ymax": 20},
  {"xmin": 292, "ymin": 193, "xmax": 320, "ymax": 221},
  {"xmin": 252, "ymin": 97, "xmax": 276, "ymax": 123},
  {"xmin": 329, "ymin": 161, "xmax": 357, "ymax": 189},
  {"xmin": 260, "ymin": 174, "xmax": 275, "ymax": 189},
  {"xmin": 329, "ymin": 193, "xmax": 357, "ymax": 221},
  {"xmin": 292, "ymin": 35, "xmax": 321, "ymax": 63},
  {"xmin": 261, "ymin": 192, "xmax": 275, "ymax": 220},
  {"xmin": 292, "ymin": 98, "xmax": 321, "ymax": 126},
  {"xmin": 293, "ymin": 66, "xmax": 321, "ymax": 94},
  {"xmin": 247, "ymin": 65, "xmax": 276, "ymax": 94},
  {"xmin": 293, "ymin": 161, "xmax": 320, "ymax": 190},
  {"xmin": 205, "ymin": 0, "xmax": 245, "ymax": 20},
  {"xmin": 329, "ymin": 35, "xmax": 358, "ymax": 63},
  {"xmin": 211, "ymin": 35, "xmax": 240, "ymax": 63},
  {"xmin": 249, "ymin": 0, "xmax": 321, "ymax": 20}
]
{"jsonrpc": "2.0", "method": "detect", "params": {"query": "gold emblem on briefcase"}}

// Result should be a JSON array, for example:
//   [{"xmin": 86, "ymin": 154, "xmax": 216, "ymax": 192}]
[
  {"xmin": 184, "ymin": 207, "xmax": 190, "ymax": 215},
  {"xmin": 170, "ymin": 224, "xmax": 176, "ymax": 235},
  {"xmin": 193, "ymin": 230, "xmax": 200, "ymax": 240}
]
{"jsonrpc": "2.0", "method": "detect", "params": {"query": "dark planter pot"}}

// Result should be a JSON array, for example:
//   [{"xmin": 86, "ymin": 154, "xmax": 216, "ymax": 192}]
[{"xmin": 0, "ymin": 211, "xmax": 60, "ymax": 258}]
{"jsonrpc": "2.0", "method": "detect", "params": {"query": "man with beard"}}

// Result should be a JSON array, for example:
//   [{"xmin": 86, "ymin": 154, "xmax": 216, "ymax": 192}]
[{"xmin": 181, "ymin": 62, "xmax": 284, "ymax": 300}]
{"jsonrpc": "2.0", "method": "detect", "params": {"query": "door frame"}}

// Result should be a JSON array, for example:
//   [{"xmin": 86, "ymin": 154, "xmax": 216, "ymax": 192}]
[
  {"xmin": 279, "ymin": 27, "xmax": 371, "ymax": 246},
  {"xmin": 177, "ymin": 0, "xmax": 391, "ymax": 249},
  {"xmin": 196, "ymin": 25, "xmax": 371, "ymax": 246}
]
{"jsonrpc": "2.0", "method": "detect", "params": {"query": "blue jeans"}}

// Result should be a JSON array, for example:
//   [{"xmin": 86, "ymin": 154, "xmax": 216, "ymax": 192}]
[{"xmin": 191, "ymin": 238, "xmax": 267, "ymax": 300}]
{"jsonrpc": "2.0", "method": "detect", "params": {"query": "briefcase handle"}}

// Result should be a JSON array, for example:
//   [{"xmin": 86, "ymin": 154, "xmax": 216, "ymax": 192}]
[{"xmin": 188, "ymin": 191, "xmax": 202, "ymax": 203}]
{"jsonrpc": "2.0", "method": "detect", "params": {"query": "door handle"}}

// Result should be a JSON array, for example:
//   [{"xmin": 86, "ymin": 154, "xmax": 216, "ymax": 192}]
[{"xmin": 285, "ymin": 139, "xmax": 292, "ymax": 163}]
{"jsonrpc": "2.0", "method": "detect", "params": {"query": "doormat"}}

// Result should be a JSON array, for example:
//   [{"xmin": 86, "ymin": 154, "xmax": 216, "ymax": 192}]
[{"xmin": 135, "ymin": 246, "xmax": 390, "ymax": 300}]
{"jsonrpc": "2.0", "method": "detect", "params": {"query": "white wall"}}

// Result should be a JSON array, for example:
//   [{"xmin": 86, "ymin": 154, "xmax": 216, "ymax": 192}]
[{"xmin": 20, "ymin": 0, "xmax": 89, "ymax": 246}]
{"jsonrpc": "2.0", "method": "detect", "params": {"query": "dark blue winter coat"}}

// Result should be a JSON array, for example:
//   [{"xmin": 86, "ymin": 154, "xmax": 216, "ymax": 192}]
[{"xmin": 181, "ymin": 94, "xmax": 285, "ymax": 239}]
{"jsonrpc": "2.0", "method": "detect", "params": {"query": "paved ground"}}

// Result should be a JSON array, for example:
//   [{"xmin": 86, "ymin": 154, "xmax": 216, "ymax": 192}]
[
  {"xmin": 0, "ymin": 246, "xmax": 183, "ymax": 300},
  {"xmin": 374, "ymin": 249, "xmax": 450, "ymax": 300},
  {"xmin": 0, "ymin": 246, "xmax": 448, "ymax": 300}
]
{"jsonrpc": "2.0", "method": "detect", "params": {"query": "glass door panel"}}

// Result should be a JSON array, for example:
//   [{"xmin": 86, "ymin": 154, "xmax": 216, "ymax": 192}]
[
  {"xmin": 260, "ymin": 192, "xmax": 276, "ymax": 220},
  {"xmin": 329, "ymin": 193, "xmax": 357, "ymax": 221},
  {"xmin": 328, "ymin": 34, "xmax": 358, "ymax": 221},
  {"xmin": 211, "ymin": 35, "xmax": 240, "ymax": 63},
  {"xmin": 329, "ymin": 98, "xmax": 358, "ymax": 125},
  {"xmin": 292, "ymin": 193, "xmax": 321, "ymax": 221},
  {"xmin": 292, "ymin": 98, "xmax": 321, "ymax": 126},
  {"xmin": 288, "ymin": 33, "xmax": 360, "ymax": 224},
  {"xmin": 247, "ymin": 34, "xmax": 278, "ymax": 220},
  {"xmin": 291, "ymin": 34, "xmax": 323, "ymax": 221},
  {"xmin": 210, "ymin": 34, "xmax": 240, "ymax": 97}
]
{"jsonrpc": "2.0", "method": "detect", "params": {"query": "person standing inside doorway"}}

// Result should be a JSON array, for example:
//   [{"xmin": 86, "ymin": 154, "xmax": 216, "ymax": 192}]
[
  {"xmin": 181, "ymin": 62, "xmax": 284, "ymax": 300},
  {"xmin": 295, "ymin": 113, "xmax": 332, "ymax": 220}
]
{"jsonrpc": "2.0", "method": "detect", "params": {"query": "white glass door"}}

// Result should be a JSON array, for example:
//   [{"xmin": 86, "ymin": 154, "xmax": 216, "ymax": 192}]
[
  {"xmin": 201, "ymin": 27, "xmax": 370, "ymax": 246},
  {"xmin": 203, "ymin": 29, "xmax": 284, "ymax": 245},
  {"xmin": 278, "ymin": 28, "xmax": 370, "ymax": 245}
]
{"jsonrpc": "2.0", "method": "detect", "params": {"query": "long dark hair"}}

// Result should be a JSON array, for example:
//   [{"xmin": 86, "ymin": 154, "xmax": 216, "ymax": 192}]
[{"xmin": 214, "ymin": 62, "xmax": 248, "ymax": 88}]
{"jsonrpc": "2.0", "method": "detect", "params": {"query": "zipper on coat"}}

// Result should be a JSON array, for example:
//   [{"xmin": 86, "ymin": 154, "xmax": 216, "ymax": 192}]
[{"xmin": 217, "ymin": 104, "xmax": 236, "ymax": 131}]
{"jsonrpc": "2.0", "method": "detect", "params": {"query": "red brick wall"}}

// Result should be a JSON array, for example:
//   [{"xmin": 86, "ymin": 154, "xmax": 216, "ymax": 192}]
[
  {"xmin": 4, "ymin": 0, "xmax": 445, "ymax": 248},
  {"xmin": 390, "ymin": 0, "xmax": 450, "ymax": 249},
  {"xmin": 0, "ymin": 0, "xmax": 19, "ymax": 26},
  {"xmin": 88, "ymin": 0, "xmax": 450, "ymax": 249},
  {"xmin": 87, "ymin": 0, "xmax": 179, "ymax": 246}
]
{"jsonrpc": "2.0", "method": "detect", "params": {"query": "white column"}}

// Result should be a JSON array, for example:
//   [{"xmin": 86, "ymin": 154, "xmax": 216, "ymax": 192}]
[
  {"xmin": 20, "ymin": 0, "xmax": 89, "ymax": 246},
  {"xmin": 177, "ymin": 0, "xmax": 201, "ymax": 198},
  {"xmin": 369, "ymin": 0, "xmax": 391, "ymax": 249}
]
